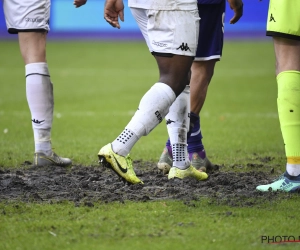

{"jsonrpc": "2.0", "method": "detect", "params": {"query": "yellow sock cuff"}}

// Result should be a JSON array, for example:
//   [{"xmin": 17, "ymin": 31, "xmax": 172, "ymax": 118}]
[
  {"xmin": 277, "ymin": 70, "xmax": 300, "ymax": 82},
  {"xmin": 287, "ymin": 157, "xmax": 300, "ymax": 164}
]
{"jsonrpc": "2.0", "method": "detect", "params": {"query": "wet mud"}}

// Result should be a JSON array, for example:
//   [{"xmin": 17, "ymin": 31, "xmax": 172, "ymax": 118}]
[{"xmin": 0, "ymin": 160, "xmax": 295, "ymax": 207}]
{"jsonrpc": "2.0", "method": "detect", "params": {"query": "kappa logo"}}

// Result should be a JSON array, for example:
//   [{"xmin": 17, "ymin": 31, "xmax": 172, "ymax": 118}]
[
  {"xmin": 32, "ymin": 119, "xmax": 45, "ymax": 124},
  {"xmin": 166, "ymin": 119, "xmax": 175, "ymax": 125},
  {"xmin": 176, "ymin": 43, "xmax": 191, "ymax": 52},
  {"xmin": 155, "ymin": 111, "xmax": 163, "ymax": 123},
  {"xmin": 112, "ymin": 155, "xmax": 128, "ymax": 173},
  {"xmin": 269, "ymin": 13, "xmax": 276, "ymax": 22}
]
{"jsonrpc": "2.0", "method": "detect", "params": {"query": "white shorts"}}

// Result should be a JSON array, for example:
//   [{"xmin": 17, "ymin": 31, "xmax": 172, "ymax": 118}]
[
  {"xmin": 3, "ymin": 0, "xmax": 50, "ymax": 34},
  {"xmin": 130, "ymin": 8, "xmax": 200, "ymax": 57}
]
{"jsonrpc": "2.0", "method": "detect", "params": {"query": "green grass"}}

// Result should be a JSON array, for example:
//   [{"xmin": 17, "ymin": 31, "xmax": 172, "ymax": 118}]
[
  {"xmin": 1, "ymin": 40, "xmax": 298, "ymax": 250},
  {"xmin": 0, "ymin": 40, "xmax": 283, "ymax": 169},
  {"xmin": 1, "ymin": 198, "xmax": 300, "ymax": 250}
]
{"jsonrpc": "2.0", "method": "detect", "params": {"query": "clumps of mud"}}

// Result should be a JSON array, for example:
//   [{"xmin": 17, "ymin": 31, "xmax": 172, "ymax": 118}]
[{"xmin": 0, "ymin": 161, "xmax": 296, "ymax": 206}]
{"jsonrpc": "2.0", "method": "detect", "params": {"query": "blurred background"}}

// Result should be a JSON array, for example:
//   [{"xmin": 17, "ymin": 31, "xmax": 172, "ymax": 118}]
[
  {"xmin": 1, "ymin": 0, "xmax": 279, "ymax": 167},
  {"xmin": 0, "ymin": 0, "xmax": 269, "ymax": 41}
]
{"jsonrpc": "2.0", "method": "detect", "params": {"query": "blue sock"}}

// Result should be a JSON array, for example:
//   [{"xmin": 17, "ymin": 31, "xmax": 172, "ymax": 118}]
[
  {"xmin": 166, "ymin": 139, "xmax": 172, "ymax": 156},
  {"xmin": 187, "ymin": 112, "xmax": 204, "ymax": 153}
]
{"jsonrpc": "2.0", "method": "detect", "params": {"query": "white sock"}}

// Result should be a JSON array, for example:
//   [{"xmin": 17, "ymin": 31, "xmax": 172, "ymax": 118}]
[
  {"xmin": 112, "ymin": 82, "xmax": 176, "ymax": 156},
  {"xmin": 166, "ymin": 86, "xmax": 190, "ymax": 169},
  {"xmin": 111, "ymin": 128, "xmax": 139, "ymax": 156},
  {"xmin": 286, "ymin": 163, "xmax": 300, "ymax": 176},
  {"xmin": 172, "ymin": 143, "xmax": 189, "ymax": 169},
  {"xmin": 26, "ymin": 62, "xmax": 53, "ymax": 155}
]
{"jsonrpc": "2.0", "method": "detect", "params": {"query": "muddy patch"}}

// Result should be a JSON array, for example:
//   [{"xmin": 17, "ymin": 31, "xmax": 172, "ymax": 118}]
[{"xmin": 0, "ymin": 161, "xmax": 295, "ymax": 206}]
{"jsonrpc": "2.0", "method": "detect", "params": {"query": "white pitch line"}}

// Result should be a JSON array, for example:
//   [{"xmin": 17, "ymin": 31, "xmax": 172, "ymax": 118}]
[
  {"xmin": 201, "ymin": 111, "xmax": 278, "ymax": 118},
  {"xmin": 0, "ymin": 110, "xmax": 278, "ymax": 118}
]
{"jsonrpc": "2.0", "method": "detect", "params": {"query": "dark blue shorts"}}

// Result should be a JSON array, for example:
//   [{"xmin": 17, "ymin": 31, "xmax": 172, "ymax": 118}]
[{"xmin": 195, "ymin": 1, "xmax": 225, "ymax": 61}]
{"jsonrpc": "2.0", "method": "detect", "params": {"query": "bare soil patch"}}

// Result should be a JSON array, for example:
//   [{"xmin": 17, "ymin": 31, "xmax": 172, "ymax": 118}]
[{"xmin": 0, "ymin": 160, "xmax": 294, "ymax": 206}]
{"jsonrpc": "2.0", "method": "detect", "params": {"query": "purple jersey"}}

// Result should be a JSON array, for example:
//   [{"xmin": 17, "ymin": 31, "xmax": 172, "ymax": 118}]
[{"xmin": 198, "ymin": 0, "xmax": 223, "ymax": 4}]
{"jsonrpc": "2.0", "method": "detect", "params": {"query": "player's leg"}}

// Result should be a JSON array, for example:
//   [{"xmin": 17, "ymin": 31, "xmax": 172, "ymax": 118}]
[
  {"xmin": 151, "ymin": 10, "xmax": 207, "ymax": 181},
  {"xmin": 273, "ymin": 38, "xmax": 300, "ymax": 75},
  {"xmin": 128, "ymin": 7, "xmax": 195, "ymax": 157},
  {"xmin": 98, "ymin": 8, "xmax": 177, "ymax": 184},
  {"xmin": 20, "ymin": 32, "xmax": 71, "ymax": 167},
  {"xmin": 98, "ymin": 8, "xmax": 207, "ymax": 183},
  {"xmin": 188, "ymin": 2, "xmax": 225, "ymax": 172},
  {"xmin": 3, "ymin": 0, "xmax": 71, "ymax": 167},
  {"xmin": 188, "ymin": 60, "xmax": 218, "ymax": 172},
  {"xmin": 256, "ymin": 0, "xmax": 300, "ymax": 192},
  {"xmin": 154, "ymin": 55, "xmax": 206, "ymax": 180},
  {"xmin": 158, "ymin": 2, "xmax": 225, "ymax": 173},
  {"xmin": 190, "ymin": 60, "xmax": 216, "ymax": 114},
  {"xmin": 257, "ymin": 38, "xmax": 300, "ymax": 192},
  {"xmin": 158, "ymin": 66, "xmax": 216, "ymax": 173},
  {"xmin": 20, "ymin": 32, "xmax": 52, "ymax": 158}
]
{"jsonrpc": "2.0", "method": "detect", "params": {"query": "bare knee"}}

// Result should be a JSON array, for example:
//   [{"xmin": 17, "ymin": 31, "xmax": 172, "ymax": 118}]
[
  {"xmin": 273, "ymin": 37, "xmax": 300, "ymax": 75},
  {"xmin": 191, "ymin": 60, "xmax": 217, "ymax": 86},
  {"xmin": 18, "ymin": 32, "xmax": 47, "ymax": 64},
  {"xmin": 155, "ymin": 54, "xmax": 194, "ymax": 96}
]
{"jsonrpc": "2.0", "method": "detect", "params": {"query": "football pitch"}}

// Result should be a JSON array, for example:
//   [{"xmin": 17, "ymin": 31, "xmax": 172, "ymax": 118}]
[{"xmin": 1, "ymin": 40, "xmax": 299, "ymax": 249}]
